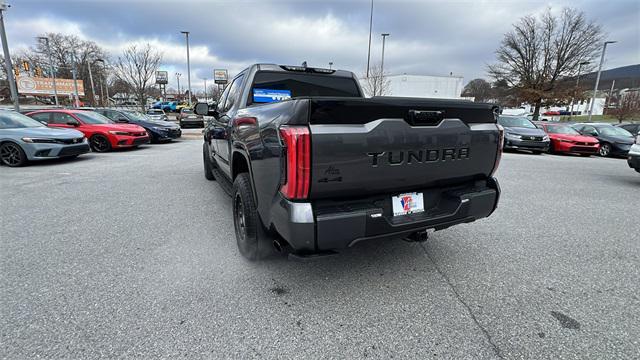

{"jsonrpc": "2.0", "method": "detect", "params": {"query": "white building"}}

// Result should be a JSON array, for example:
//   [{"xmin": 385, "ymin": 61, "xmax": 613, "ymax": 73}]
[{"xmin": 386, "ymin": 74, "xmax": 464, "ymax": 99}]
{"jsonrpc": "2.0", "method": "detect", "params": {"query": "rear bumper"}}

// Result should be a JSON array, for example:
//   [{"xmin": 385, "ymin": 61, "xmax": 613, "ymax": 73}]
[
  {"xmin": 180, "ymin": 118, "xmax": 204, "ymax": 127},
  {"xmin": 270, "ymin": 178, "xmax": 501, "ymax": 253}
]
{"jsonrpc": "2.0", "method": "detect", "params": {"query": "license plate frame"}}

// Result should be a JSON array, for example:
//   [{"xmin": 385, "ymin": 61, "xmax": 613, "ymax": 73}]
[{"xmin": 391, "ymin": 192, "xmax": 425, "ymax": 216}]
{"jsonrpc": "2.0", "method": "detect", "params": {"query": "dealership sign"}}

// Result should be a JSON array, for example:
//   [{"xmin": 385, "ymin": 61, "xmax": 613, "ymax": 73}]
[
  {"xmin": 214, "ymin": 69, "xmax": 228, "ymax": 84},
  {"xmin": 16, "ymin": 76, "xmax": 85, "ymax": 96},
  {"xmin": 156, "ymin": 71, "xmax": 168, "ymax": 84}
]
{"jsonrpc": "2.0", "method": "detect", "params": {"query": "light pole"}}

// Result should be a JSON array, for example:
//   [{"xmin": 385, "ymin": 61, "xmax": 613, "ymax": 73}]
[
  {"xmin": 181, "ymin": 31, "xmax": 192, "ymax": 106},
  {"xmin": 70, "ymin": 52, "xmax": 80, "ymax": 107},
  {"xmin": 203, "ymin": 78, "xmax": 207, "ymax": 101},
  {"xmin": 1, "ymin": 1, "xmax": 19, "ymax": 111},
  {"xmin": 329, "ymin": 62, "xmax": 333, "ymax": 70},
  {"xmin": 365, "ymin": 0, "xmax": 374, "ymax": 78},
  {"xmin": 568, "ymin": 61, "xmax": 589, "ymax": 120},
  {"xmin": 37, "ymin": 36, "xmax": 58, "ymax": 106},
  {"xmin": 176, "ymin": 72, "xmax": 181, "ymax": 98},
  {"xmin": 380, "ymin": 33, "xmax": 390, "ymax": 75},
  {"xmin": 588, "ymin": 41, "xmax": 617, "ymax": 121},
  {"xmin": 95, "ymin": 58, "xmax": 107, "ymax": 107}
]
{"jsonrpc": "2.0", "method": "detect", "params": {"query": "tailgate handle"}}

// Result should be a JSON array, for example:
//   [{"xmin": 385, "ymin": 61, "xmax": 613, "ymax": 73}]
[{"xmin": 407, "ymin": 110, "xmax": 444, "ymax": 126}]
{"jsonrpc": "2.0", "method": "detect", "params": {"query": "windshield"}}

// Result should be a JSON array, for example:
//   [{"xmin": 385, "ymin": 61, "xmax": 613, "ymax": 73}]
[
  {"xmin": 249, "ymin": 71, "xmax": 361, "ymax": 105},
  {"xmin": 498, "ymin": 116, "xmax": 537, "ymax": 129},
  {"xmin": 600, "ymin": 126, "xmax": 633, "ymax": 137},
  {"xmin": 75, "ymin": 111, "xmax": 113, "ymax": 124},
  {"xmin": 0, "ymin": 111, "xmax": 45, "ymax": 129},
  {"xmin": 546, "ymin": 125, "xmax": 580, "ymax": 135},
  {"xmin": 123, "ymin": 111, "xmax": 149, "ymax": 121}
]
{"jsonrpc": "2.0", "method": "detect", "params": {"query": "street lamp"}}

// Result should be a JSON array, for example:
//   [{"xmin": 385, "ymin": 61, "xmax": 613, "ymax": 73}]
[
  {"xmin": 181, "ymin": 31, "xmax": 192, "ymax": 106},
  {"xmin": 588, "ymin": 41, "xmax": 617, "ymax": 121},
  {"xmin": 365, "ymin": 0, "xmax": 374, "ymax": 78},
  {"xmin": 380, "ymin": 33, "xmax": 390, "ymax": 75},
  {"xmin": 329, "ymin": 62, "xmax": 333, "ymax": 70},
  {"xmin": 37, "ymin": 36, "xmax": 59, "ymax": 106},
  {"xmin": 95, "ymin": 59, "xmax": 108, "ymax": 106},
  {"xmin": 568, "ymin": 61, "xmax": 590, "ymax": 120}
]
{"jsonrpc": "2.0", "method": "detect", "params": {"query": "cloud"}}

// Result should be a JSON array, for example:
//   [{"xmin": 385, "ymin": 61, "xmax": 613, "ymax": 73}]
[{"xmin": 4, "ymin": 0, "xmax": 639, "ymax": 91}]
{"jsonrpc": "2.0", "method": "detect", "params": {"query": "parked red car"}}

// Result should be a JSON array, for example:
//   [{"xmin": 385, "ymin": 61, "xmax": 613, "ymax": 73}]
[
  {"xmin": 26, "ymin": 109, "xmax": 149, "ymax": 152},
  {"xmin": 536, "ymin": 122, "xmax": 600, "ymax": 156}
]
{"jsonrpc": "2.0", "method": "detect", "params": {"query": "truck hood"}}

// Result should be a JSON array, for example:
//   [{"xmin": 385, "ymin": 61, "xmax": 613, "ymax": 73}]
[{"xmin": 503, "ymin": 126, "xmax": 546, "ymax": 136}]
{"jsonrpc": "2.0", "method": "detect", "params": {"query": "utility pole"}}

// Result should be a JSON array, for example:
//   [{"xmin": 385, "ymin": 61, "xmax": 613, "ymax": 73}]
[
  {"xmin": 1, "ymin": 1, "xmax": 19, "ymax": 111},
  {"xmin": 96, "ymin": 59, "xmax": 108, "ymax": 106},
  {"xmin": 70, "ymin": 52, "xmax": 80, "ymax": 107},
  {"xmin": 87, "ymin": 59, "xmax": 96, "ymax": 106},
  {"xmin": 606, "ymin": 79, "xmax": 616, "ymax": 109},
  {"xmin": 176, "ymin": 73, "xmax": 181, "ymax": 98},
  {"xmin": 380, "ymin": 33, "xmax": 390, "ymax": 76},
  {"xmin": 37, "ymin": 36, "xmax": 58, "ymax": 106},
  {"xmin": 568, "ymin": 61, "xmax": 589, "ymax": 121},
  {"xmin": 203, "ymin": 78, "xmax": 207, "ymax": 101},
  {"xmin": 181, "ymin": 31, "xmax": 192, "ymax": 106},
  {"xmin": 588, "ymin": 40, "xmax": 617, "ymax": 121},
  {"xmin": 365, "ymin": 0, "xmax": 373, "ymax": 78}
]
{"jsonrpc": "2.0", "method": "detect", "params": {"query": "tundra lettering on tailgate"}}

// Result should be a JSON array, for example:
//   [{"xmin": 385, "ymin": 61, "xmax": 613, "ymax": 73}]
[{"xmin": 367, "ymin": 148, "xmax": 470, "ymax": 167}]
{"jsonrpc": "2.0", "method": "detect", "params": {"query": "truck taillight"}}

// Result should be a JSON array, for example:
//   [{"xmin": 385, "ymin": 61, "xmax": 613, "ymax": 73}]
[
  {"xmin": 279, "ymin": 126, "xmax": 310, "ymax": 200},
  {"xmin": 491, "ymin": 124, "xmax": 504, "ymax": 177}
]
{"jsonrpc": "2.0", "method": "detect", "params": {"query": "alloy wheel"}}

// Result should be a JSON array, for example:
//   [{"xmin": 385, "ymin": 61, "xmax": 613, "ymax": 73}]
[
  {"xmin": 91, "ymin": 136, "xmax": 110, "ymax": 152},
  {"xmin": 0, "ymin": 143, "xmax": 24, "ymax": 166},
  {"xmin": 599, "ymin": 144, "xmax": 610, "ymax": 157}
]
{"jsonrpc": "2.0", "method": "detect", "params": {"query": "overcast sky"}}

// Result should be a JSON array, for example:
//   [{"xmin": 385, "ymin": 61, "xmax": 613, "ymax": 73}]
[{"xmin": 5, "ymin": 0, "xmax": 640, "ymax": 91}]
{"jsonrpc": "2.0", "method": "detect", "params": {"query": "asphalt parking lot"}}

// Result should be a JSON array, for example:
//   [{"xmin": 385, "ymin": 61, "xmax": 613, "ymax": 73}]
[{"xmin": 1, "ymin": 140, "xmax": 638, "ymax": 359}]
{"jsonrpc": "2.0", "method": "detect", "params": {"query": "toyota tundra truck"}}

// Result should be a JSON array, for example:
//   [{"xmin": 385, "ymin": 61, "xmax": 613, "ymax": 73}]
[{"xmin": 195, "ymin": 64, "xmax": 503, "ymax": 260}]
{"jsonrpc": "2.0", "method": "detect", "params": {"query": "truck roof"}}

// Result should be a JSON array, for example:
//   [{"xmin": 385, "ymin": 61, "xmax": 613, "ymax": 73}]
[{"xmin": 255, "ymin": 64, "xmax": 355, "ymax": 78}]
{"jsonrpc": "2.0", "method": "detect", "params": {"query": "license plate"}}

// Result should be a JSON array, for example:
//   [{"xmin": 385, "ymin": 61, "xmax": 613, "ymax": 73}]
[{"xmin": 392, "ymin": 192, "xmax": 425, "ymax": 216}]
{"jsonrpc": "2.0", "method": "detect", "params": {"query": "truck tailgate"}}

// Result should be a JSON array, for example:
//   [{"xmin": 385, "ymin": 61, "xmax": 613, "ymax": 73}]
[{"xmin": 307, "ymin": 98, "xmax": 500, "ymax": 199}]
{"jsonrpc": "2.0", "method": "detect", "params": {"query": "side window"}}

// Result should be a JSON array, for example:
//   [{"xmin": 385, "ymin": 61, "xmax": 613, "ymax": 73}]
[
  {"xmin": 583, "ymin": 126, "xmax": 597, "ymax": 135},
  {"xmin": 29, "ymin": 113, "xmax": 51, "ymax": 123},
  {"xmin": 216, "ymin": 85, "xmax": 232, "ymax": 114},
  {"xmin": 222, "ymin": 74, "xmax": 246, "ymax": 113},
  {"xmin": 51, "ymin": 113, "xmax": 76, "ymax": 124}
]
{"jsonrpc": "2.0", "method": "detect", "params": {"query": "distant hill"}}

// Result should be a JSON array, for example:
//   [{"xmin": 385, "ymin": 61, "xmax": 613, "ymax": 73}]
[{"xmin": 578, "ymin": 64, "xmax": 640, "ymax": 90}]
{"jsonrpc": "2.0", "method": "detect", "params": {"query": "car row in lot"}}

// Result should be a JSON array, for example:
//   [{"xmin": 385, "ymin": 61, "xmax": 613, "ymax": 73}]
[
  {"xmin": 0, "ymin": 108, "xmax": 183, "ymax": 167},
  {"xmin": 497, "ymin": 114, "xmax": 638, "ymax": 173}
]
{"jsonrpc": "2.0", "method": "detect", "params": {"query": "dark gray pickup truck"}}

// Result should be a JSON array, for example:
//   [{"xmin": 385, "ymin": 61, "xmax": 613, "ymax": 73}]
[{"xmin": 195, "ymin": 64, "xmax": 503, "ymax": 260}]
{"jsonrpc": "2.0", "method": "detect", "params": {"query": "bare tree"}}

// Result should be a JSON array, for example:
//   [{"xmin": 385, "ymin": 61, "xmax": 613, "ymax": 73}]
[
  {"xmin": 462, "ymin": 79, "xmax": 493, "ymax": 102},
  {"xmin": 614, "ymin": 90, "xmax": 640, "ymax": 123},
  {"xmin": 361, "ymin": 63, "xmax": 391, "ymax": 97},
  {"xmin": 207, "ymin": 84, "xmax": 223, "ymax": 103},
  {"xmin": 113, "ymin": 44, "xmax": 162, "ymax": 112},
  {"xmin": 21, "ymin": 33, "xmax": 109, "ymax": 106},
  {"xmin": 488, "ymin": 7, "xmax": 603, "ymax": 119}
]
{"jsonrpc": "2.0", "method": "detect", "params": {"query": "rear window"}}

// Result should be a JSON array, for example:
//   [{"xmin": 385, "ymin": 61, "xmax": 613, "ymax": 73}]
[{"xmin": 249, "ymin": 71, "xmax": 360, "ymax": 105}]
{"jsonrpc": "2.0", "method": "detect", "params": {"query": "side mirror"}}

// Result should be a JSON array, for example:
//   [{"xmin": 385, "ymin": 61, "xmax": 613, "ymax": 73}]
[
  {"xmin": 66, "ymin": 120, "xmax": 80, "ymax": 126},
  {"xmin": 194, "ymin": 102, "xmax": 218, "ymax": 118}
]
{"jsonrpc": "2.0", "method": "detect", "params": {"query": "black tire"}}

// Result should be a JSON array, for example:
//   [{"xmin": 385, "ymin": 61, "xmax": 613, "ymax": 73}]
[
  {"xmin": 599, "ymin": 143, "xmax": 611, "ymax": 157},
  {"xmin": 232, "ymin": 173, "xmax": 273, "ymax": 260},
  {"xmin": 0, "ymin": 142, "xmax": 27, "ymax": 167},
  {"xmin": 203, "ymin": 143, "xmax": 215, "ymax": 181},
  {"xmin": 90, "ymin": 134, "xmax": 112, "ymax": 152},
  {"xmin": 148, "ymin": 132, "xmax": 158, "ymax": 144}
]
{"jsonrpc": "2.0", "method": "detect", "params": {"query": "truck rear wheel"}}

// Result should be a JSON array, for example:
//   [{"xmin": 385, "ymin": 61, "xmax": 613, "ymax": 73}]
[{"xmin": 232, "ymin": 173, "xmax": 273, "ymax": 260}]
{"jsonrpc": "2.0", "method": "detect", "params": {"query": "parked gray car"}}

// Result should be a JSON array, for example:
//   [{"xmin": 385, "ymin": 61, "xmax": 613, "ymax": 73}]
[
  {"xmin": 146, "ymin": 108, "xmax": 169, "ymax": 122},
  {"xmin": 0, "ymin": 110, "xmax": 90, "ymax": 167}
]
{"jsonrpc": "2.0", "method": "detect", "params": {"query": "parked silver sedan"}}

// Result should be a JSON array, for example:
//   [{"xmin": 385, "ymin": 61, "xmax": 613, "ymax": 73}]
[{"xmin": 0, "ymin": 110, "xmax": 90, "ymax": 167}]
